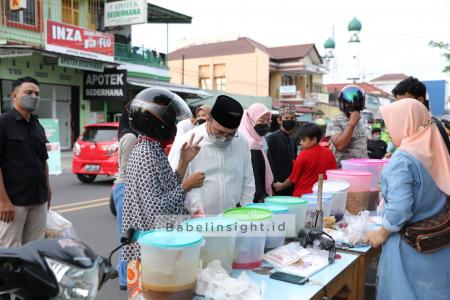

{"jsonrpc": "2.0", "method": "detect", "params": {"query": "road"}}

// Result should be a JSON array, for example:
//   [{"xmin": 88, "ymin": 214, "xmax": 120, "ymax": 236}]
[{"xmin": 49, "ymin": 174, "xmax": 127, "ymax": 300}]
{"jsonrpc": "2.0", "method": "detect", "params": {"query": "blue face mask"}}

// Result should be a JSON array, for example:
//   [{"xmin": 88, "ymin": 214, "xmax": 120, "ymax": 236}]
[{"xmin": 372, "ymin": 135, "xmax": 381, "ymax": 141}]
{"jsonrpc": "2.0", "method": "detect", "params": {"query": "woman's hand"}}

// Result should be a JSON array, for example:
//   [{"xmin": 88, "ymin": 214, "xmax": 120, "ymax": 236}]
[
  {"xmin": 180, "ymin": 134, "xmax": 203, "ymax": 164},
  {"xmin": 366, "ymin": 227, "xmax": 391, "ymax": 248},
  {"xmin": 182, "ymin": 172, "xmax": 205, "ymax": 193}
]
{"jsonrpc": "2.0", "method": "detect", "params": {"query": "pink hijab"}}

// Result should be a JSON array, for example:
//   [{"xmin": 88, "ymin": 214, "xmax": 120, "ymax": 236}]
[
  {"xmin": 239, "ymin": 103, "xmax": 274, "ymax": 196},
  {"xmin": 380, "ymin": 99, "xmax": 450, "ymax": 195}
]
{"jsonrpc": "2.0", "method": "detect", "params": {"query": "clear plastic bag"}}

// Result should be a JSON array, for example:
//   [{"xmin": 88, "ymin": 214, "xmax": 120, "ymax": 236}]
[
  {"xmin": 45, "ymin": 210, "xmax": 78, "ymax": 239},
  {"xmin": 196, "ymin": 260, "xmax": 264, "ymax": 300},
  {"xmin": 326, "ymin": 211, "xmax": 374, "ymax": 247}
]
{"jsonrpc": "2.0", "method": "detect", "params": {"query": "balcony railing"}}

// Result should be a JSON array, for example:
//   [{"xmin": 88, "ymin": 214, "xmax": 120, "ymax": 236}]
[{"xmin": 114, "ymin": 43, "xmax": 168, "ymax": 68}]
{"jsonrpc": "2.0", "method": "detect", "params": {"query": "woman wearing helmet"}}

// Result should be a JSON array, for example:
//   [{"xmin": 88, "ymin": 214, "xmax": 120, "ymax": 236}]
[
  {"xmin": 120, "ymin": 88, "xmax": 205, "ymax": 294},
  {"xmin": 325, "ymin": 85, "xmax": 368, "ymax": 166}
]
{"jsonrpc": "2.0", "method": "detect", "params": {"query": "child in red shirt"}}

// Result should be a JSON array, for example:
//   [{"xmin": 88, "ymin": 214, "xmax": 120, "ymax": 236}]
[{"xmin": 273, "ymin": 123, "xmax": 337, "ymax": 197}]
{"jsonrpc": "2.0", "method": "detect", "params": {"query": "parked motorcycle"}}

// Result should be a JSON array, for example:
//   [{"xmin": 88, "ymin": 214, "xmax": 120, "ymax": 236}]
[{"xmin": 0, "ymin": 229, "xmax": 135, "ymax": 300}]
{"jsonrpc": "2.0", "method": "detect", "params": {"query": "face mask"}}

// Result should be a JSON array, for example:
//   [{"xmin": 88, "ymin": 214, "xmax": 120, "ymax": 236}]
[
  {"xmin": 209, "ymin": 133, "xmax": 233, "ymax": 147},
  {"xmin": 254, "ymin": 124, "xmax": 270, "ymax": 136},
  {"xmin": 282, "ymin": 120, "xmax": 296, "ymax": 131},
  {"xmin": 372, "ymin": 135, "xmax": 381, "ymax": 141},
  {"xmin": 197, "ymin": 118, "xmax": 206, "ymax": 125},
  {"xmin": 20, "ymin": 94, "xmax": 40, "ymax": 112}
]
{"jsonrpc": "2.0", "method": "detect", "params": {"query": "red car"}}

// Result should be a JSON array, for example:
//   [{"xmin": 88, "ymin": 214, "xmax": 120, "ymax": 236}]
[{"xmin": 72, "ymin": 123, "xmax": 119, "ymax": 183}]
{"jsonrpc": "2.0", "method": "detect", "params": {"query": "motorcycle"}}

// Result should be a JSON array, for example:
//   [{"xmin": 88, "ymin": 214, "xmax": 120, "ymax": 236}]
[{"xmin": 0, "ymin": 228, "xmax": 135, "ymax": 300}]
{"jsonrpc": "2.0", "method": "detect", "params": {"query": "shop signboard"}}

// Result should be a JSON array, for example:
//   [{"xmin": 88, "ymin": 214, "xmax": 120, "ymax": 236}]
[
  {"xmin": 83, "ymin": 69, "xmax": 128, "ymax": 101},
  {"xmin": 104, "ymin": 0, "xmax": 147, "ymax": 27},
  {"xmin": 46, "ymin": 20, "xmax": 115, "ymax": 62},
  {"xmin": 40, "ymin": 119, "xmax": 62, "ymax": 175},
  {"xmin": 0, "ymin": 49, "xmax": 33, "ymax": 58},
  {"xmin": 279, "ymin": 85, "xmax": 297, "ymax": 96},
  {"xmin": 58, "ymin": 55, "xmax": 104, "ymax": 72}
]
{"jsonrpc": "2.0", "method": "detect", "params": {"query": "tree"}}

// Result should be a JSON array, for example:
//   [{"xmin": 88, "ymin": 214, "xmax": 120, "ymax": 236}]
[{"xmin": 429, "ymin": 41, "xmax": 450, "ymax": 73}]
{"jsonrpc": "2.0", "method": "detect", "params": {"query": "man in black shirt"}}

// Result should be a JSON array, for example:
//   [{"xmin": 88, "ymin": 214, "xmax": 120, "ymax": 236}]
[
  {"xmin": 0, "ymin": 77, "xmax": 51, "ymax": 247},
  {"xmin": 266, "ymin": 105, "xmax": 298, "ymax": 196},
  {"xmin": 392, "ymin": 76, "xmax": 450, "ymax": 155},
  {"xmin": 367, "ymin": 127, "xmax": 387, "ymax": 159}
]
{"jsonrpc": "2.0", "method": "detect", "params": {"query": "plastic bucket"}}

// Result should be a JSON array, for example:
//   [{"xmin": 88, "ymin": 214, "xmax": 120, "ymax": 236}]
[
  {"xmin": 138, "ymin": 230, "xmax": 204, "ymax": 300},
  {"xmin": 301, "ymin": 193, "xmax": 333, "ymax": 227},
  {"xmin": 341, "ymin": 159, "xmax": 388, "ymax": 191},
  {"xmin": 182, "ymin": 217, "xmax": 237, "ymax": 273},
  {"xmin": 341, "ymin": 159, "xmax": 388, "ymax": 210},
  {"xmin": 313, "ymin": 179, "xmax": 351, "ymax": 221},
  {"xmin": 246, "ymin": 203, "xmax": 289, "ymax": 249},
  {"xmin": 265, "ymin": 196, "xmax": 307, "ymax": 238},
  {"xmin": 326, "ymin": 170, "xmax": 371, "ymax": 214},
  {"xmin": 223, "ymin": 207, "xmax": 273, "ymax": 269}
]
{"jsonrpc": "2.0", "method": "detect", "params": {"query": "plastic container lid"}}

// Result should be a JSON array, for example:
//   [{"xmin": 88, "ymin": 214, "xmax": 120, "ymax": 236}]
[
  {"xmin": 326, "ymin": 169, "xmax": 372, "ymax": 177},
  {"xmin": 223, "ymin": 207, "xmax": 273, "ymax": 222},
  {"xmin": 245, "ymin": 203, "xmax": 289, "ymax": 214},
  {"xmin": 342, "ymin": 158, "xmax": 389, "ymax": 166},
  {"xmin": 312, "ymin": 180, "xmax": 351, "ymax": 193},
  {"xmin": 301, "ymin": 193, "xmax": 334, "ymax": 202},
  {"xmin": 182, "ymin": 217, "xmax": 237, "ymax": 231},
  {"xmin": 265, "ymin": 196, "xmax": 307, "ymax": 205},
  {"xmin": 138, "ymin": 229, "xmax": 203, "ymax": 249}
]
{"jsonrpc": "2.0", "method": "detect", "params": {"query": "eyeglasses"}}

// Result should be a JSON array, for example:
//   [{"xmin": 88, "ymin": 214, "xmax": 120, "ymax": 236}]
[{"xmin": 211, "ymin": 120, "xmax": 238, "ymax": 139}]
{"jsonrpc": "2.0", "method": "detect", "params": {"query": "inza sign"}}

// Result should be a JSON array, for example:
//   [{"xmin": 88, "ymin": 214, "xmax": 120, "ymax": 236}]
[{"xmin": 46, "ymin": 20, "xmax": 114, "ymax": 62}]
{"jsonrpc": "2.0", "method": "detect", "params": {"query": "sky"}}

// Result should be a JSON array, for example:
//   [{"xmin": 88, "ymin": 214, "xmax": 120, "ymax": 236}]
[{"xmin": 133, "ymin": 0, "xmax": 450, "ymax": 83}]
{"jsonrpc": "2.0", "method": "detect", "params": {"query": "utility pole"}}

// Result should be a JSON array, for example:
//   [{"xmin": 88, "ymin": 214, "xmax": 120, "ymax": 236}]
[{"xmin": 182, "ymin": 55, "xmax": 185, "ymax": 85}]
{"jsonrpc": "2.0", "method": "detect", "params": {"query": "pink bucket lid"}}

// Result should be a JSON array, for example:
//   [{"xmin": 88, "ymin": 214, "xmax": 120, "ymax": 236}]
[
  {"xmin": 343, "ymin": 159, "xmax": 389, "ymax": 166},
  {"xmin": 326, "ymin": 169, "xmax": 372, "ymax": 177}
]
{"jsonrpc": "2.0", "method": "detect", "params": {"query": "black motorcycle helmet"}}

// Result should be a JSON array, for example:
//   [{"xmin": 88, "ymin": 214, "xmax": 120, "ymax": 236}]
[
  {"xmin": 338, "ymin": 85, "xmax": 366, "ymax": 115},
  {"xmin": 129, "ymin": 88, "xmax": 191, "ymax": 141}
]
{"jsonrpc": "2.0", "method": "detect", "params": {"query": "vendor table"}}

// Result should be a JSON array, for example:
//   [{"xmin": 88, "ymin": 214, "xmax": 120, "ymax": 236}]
[
  {"xmin": 337, "ymin": 246, "xmax": 381, "ymax": 300},
  {"xmin": 195, "ymin": 252, "xmax": 360, "ymax": 300}
]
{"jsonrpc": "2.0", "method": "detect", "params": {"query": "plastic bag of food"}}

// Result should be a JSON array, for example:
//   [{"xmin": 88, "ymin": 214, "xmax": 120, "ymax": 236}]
[
  {"xmin": 326, "ymin": 211, "xmax": 375, "ymax": 247},
  {"xmin": 45, "ymin": 210, "xmax": 78, "ymax": 239},
  {"xmin": 196, "ymin": 260, "xmax": 264, "ymax": 300}
]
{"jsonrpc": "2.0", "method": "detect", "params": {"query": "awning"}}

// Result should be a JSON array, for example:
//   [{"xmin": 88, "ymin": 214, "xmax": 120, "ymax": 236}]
[
  {"xmin": 147, "ymin": 3, "xmax": 192, "ymax": 24},
  {"xmin": 127, "ymin": 77, "xmax": 211, "ymax": 99}
]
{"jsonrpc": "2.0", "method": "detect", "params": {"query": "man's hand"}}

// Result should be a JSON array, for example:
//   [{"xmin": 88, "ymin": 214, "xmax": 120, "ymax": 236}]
[
  {"xmin": 182, "ymin": 172, "xmax": 206, "ymax": 193},
  {"xmin": 272, "ymin": 182, "xmax": 284, "ymax": 192},
  {"xmin": 0, "ymin": 197, "xmax": 15, "ymax": 223},
  {"xmin": 180, "ymin": 134, "xmax": 203, "ymax": 164},
  {"xmin": 348, "ymin": 111, "xmax": 361, "ymax": 126}
]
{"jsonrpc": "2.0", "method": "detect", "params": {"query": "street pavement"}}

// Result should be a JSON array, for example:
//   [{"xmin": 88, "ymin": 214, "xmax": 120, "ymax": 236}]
[{"xmin": 49, "ymin": 173, "xmax": 127, "ymax": 300}]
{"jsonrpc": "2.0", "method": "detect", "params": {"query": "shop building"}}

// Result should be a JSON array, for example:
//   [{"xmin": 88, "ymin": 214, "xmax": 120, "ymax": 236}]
[{"xmin": 0, "ymin": 0, "xmax": 199, "ymax": 149}]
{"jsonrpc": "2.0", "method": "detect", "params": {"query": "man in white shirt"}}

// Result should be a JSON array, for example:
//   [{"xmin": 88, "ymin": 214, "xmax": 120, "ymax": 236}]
[{"xmin": 169, "ymin": 95, "xmax": 255, "ymax": 215}]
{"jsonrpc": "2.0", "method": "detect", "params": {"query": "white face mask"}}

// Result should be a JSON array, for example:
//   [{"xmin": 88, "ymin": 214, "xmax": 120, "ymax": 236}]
[{"xmin": 208, "ymin": 133, "xmax": 234, "ymax": 147}]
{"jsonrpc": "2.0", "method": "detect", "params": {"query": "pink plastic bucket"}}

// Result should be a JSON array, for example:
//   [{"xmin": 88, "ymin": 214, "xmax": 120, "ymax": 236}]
[{"xmin": 341, "ymin": 159, "xmax": 388, "ymax": 191}]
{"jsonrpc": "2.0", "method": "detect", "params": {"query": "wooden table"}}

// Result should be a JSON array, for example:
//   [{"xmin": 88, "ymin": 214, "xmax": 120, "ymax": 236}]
[
  {"xmin": 337, "ymin": 246, "xmax": 382, "ymax": 300},
  {"xmin": 222, "ymin": 252, "xmax": 360, "ymax": 300}
]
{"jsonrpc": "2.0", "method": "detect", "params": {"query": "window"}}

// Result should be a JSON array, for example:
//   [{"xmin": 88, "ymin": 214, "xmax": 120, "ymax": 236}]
[
  {"xmin": 199, "ymin": 78, "xmax": 212, "ymax": 90},
  {"xmin": 198, "ymin": 65, "xmax": 211, "ymax": 90},
  {"xmin": 5, "ymin": 0, "xmax": 40, "ymax": 31},
  {"xmin": 62, "ymin": 0, "xmax": 79, "ymax": 26},
  {"xmin": 214, "ymin": 77, "xmax": 226, "ymax": 91},
  {"xmin": 82, "ymin": 127, "xmax": 117, "ymax": 142},
  {"xmin": 87, "ymin": 0, "xmax": 100, "ymax": 30},
  {"xmin": 282, "ymin": 74, "xmax": 294, "ymax": 86}
]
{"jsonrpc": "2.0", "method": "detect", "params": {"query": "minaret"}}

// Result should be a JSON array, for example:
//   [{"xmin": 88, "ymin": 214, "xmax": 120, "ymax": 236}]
[
  {"xmin": 323, "ymin": 27, "xmax": 337, "ymax": 82},
  {"xmin": 347, "ymin": 17, "xmax": 362, "ymax": 82}
]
